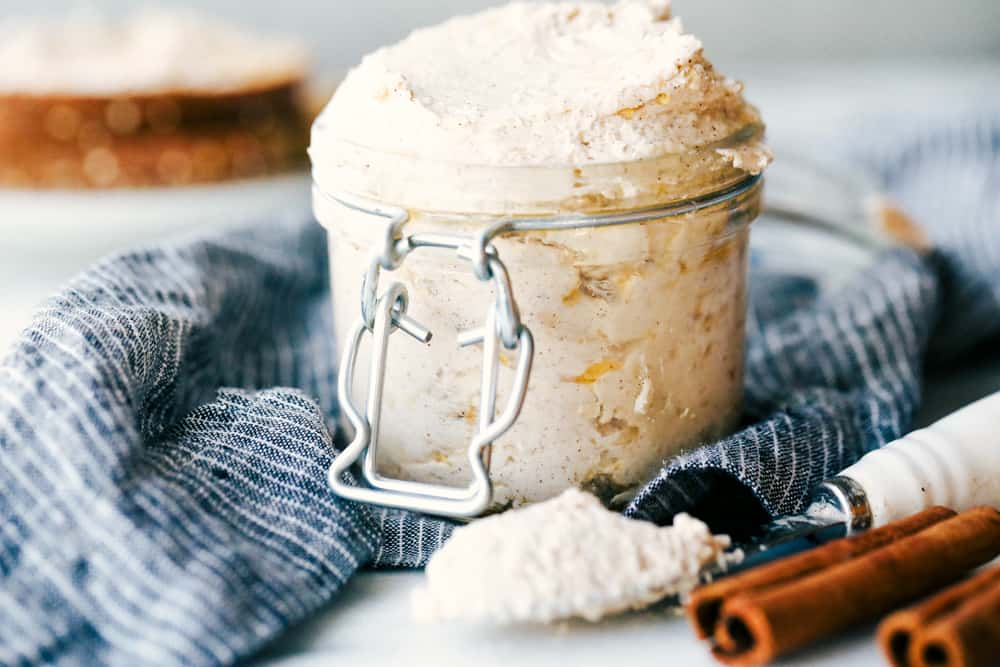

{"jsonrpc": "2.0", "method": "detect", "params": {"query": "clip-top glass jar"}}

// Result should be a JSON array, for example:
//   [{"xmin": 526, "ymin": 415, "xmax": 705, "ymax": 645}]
[{"xmin": 312, "ymin": 124, "xmax": 763, "ymax": 518}]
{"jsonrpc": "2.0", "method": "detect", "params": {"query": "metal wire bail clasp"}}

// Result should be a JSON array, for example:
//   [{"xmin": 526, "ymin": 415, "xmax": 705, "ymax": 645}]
[{"xmin": 327, "ymin": 194, "xmax": 534, "ymax": 518}]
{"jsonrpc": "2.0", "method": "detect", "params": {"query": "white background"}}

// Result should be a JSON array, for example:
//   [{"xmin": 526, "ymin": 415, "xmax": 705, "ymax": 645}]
[{"xmin": 2, "ymin": 0, "xmax": 1000, "ymax": 70}]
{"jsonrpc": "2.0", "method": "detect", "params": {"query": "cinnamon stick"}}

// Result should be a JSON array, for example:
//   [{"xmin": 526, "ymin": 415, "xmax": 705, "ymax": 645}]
[
  {"xmin": 712, "ymin": 506, "xmax": 1000, "ymax": 665},
  {"xmin": 915, "ymin": 584, "xmax": 1000, "ymax": 667},
  {"xmin": 686, "ymin": 506, "xmax": 955, "ymax": 639},
  {"xmin": 878, "ymin": 565, "xmax": 1000, "ymax": 667}
]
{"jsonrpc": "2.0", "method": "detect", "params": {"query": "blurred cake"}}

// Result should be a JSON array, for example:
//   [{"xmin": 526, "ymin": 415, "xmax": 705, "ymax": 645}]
[{"xmin": 0, "ymin": 11, "xmax": 312, "ymax": 188}]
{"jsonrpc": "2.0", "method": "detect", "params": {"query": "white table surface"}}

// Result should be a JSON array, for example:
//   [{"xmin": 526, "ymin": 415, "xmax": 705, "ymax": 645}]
[
  {"xmin": 1, "ymin": 61, "xmax": 998, "ymax": 666},
  {"xmin": 0, "ymin": 172, "xmax": 311, "ymax": 353},
  {"xmin": 247, "ymin": 570, "xmax": 881, "ymax": 667}
]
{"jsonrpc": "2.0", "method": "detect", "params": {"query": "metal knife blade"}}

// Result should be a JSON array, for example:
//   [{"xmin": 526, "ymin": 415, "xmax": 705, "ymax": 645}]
[{"xmin": 704, "ymin": 478, "xmax": 869, "ymax": 579}]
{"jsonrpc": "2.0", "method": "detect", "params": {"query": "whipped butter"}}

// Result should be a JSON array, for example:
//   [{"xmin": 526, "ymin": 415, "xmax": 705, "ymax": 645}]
[
  {"xmin": 312, "ymin": 0, "xmax": 769, "ymax": 510},
  {"xmin": 316, "ymin": 0, "xmax": 769, "ymax": 171},
  {"xmin": 412, "ymin": 489, "xmax": 734, "ymax": 623}
]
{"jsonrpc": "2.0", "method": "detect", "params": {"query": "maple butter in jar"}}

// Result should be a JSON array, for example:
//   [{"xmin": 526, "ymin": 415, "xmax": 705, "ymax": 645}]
[{"xmin": 311, "ymin": 0, "xmax": 771, "ymax": 515}]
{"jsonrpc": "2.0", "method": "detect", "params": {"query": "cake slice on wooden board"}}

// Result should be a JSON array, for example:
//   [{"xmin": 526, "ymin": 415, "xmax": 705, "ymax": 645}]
[{"xmin": 0, "ymin": 11, "xmax": 313, "ymax": 188}]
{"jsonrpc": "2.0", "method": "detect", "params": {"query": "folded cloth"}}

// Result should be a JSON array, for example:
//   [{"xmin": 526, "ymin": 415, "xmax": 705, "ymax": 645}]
[{"xmin": 0, "ymin": 117, "xmax": 997, "ymax": 665}]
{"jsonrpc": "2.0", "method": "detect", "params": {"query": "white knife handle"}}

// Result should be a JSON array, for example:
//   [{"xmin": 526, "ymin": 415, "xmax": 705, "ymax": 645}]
[{"xmin": 838, "ymin": 391, "xmax": 1000, "ymax": 527}]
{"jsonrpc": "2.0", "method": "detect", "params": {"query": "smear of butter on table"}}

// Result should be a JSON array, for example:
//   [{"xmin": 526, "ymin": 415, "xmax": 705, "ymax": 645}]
[{"xmin": 412, "ymin": 488, "xmax": 734, "ymax": 624}]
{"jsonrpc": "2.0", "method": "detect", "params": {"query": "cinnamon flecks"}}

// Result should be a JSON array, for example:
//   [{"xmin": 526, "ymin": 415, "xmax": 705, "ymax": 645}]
[
  {"xmin": 879, "ymin": 564, "xmax": 1000, "ymax": 667},
  {"xmin": 689, "ymin": 506, "xmax": 1000, "ymax": 665}
]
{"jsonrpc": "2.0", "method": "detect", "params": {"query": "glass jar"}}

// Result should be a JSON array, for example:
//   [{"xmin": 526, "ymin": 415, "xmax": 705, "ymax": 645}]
[{"xmin": 312, "ymin": 128, "xmax": 763, "ymax": 518}]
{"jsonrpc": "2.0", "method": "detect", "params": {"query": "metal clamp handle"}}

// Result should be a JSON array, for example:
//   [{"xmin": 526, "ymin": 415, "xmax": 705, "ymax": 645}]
[{"xmin": 327, "ymin": 194, "xmax": 534, "ymax": 518}]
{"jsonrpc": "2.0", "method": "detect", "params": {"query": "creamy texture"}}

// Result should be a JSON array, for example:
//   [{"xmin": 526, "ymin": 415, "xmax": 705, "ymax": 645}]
[
  {"xmin": 412, "ymin": 489, "xmax": 733, "ymax": 623},
  {"xmin": 317, "ymin": 0, "xmax": 769, "ymax": 170},
  {"xmin": 0, "ymin": 10, "xmax": 307, "ymax": 95}
]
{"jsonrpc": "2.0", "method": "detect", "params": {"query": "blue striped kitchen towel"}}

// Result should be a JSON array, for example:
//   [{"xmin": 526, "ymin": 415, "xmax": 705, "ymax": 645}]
[{"xmin": 1, "ymin": 115, "xmax": 998, "ymax": 665}]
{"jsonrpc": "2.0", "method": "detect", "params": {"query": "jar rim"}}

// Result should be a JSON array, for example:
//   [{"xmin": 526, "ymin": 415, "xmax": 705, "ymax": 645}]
[
  {"xmin": 310, "ymin": 119, "xmax": 765, "ymax": 215},
  {"xmin": 316, "ymin": 172, "xmax": 761, "ymax": 240}
]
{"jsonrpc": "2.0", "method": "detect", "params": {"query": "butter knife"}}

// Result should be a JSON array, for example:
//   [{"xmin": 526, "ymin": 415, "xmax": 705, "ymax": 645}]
[{"xmin": 726, "ymin": 390, "xmax": 1000, "ymax": 572}]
